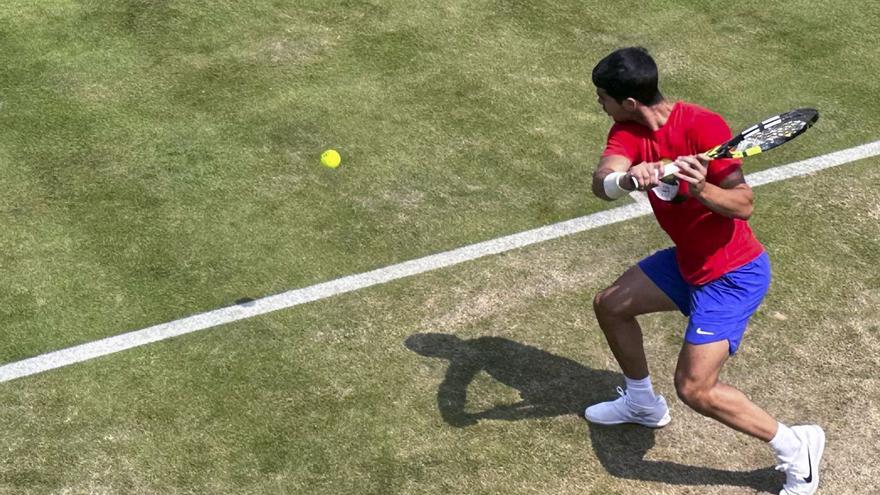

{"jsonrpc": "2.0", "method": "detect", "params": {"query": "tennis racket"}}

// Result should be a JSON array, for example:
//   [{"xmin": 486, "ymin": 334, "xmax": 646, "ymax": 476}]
[{"xmin": 644, "ymin": 107, "xmax": 820, "ymax": 186}]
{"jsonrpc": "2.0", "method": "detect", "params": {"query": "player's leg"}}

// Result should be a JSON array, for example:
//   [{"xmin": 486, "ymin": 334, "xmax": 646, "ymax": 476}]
[
  {"xmin": 675, "ymin": 340, "xmax": 824, "ymax": 495},
  {"xmin": 674, "ymin": 340, "xmax": 776, "ymax": 438},
  {"xmin": 677, "ymin": 252, "xmax": 824, "ymax": 495},
  {"xmin": 674, "ymin": 251, "xmax": 778, "ymax": 436},
  {"xmin": 592, "ymin": 248, "xmax": 684, "ymax": 379},
  {"xmin": 586, "ymin": 248, "xmax": 685, "ymax": 427}
]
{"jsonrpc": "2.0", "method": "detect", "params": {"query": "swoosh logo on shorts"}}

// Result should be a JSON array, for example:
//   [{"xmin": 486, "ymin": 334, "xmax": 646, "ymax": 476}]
[{"xmin": 695, "ymin": 328, "xmax": 714, "ymax": 336}]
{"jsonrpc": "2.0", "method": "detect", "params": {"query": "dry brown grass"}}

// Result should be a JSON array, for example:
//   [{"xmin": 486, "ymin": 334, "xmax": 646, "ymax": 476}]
[{"xmin": 395, "ymin": 159, "xmax": 880, "ymax": 494}]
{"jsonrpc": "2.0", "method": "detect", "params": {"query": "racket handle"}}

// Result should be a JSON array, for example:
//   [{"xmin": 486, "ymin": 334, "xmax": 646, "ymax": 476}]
[
  {"xmin": 630, "ymin": 162, "xmax": 681, "ymax": 190},
  {"xmin": 659, "ymin": 162, "xmax": 680, "ymax": 183}
]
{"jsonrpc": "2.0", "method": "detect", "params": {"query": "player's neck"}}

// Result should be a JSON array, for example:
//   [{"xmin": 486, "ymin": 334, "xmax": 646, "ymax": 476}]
[{"xmin": 634, "ymin": 100, "xmax": 675, "ymax": 131}]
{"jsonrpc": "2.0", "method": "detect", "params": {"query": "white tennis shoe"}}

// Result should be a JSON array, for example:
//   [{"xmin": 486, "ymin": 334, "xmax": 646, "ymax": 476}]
[
  {"xmin": 777, "ymin": 425, "xmax": 825, "ymax": 495},
  {"xmin": 584, "ymin": 386, "xmax": 671, "ymax": 428}
]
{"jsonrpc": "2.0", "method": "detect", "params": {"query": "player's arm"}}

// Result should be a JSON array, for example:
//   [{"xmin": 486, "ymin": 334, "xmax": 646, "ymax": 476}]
[
  {"xmin": 673, "ymin": 154, "xmax": 754, "ymax": 220},
  {"xmin": 592, "ymin": 155, "xmax": 633, "ymax": 201},
  {"xmin": 593, "ymin": 155, "xmax": 667, "ymax": 200}
]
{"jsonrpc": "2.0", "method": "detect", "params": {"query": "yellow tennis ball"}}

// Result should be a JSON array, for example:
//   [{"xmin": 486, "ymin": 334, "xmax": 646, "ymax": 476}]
[{"xmin": 320, "ymin": 149, "xmax": 341, "ymax": 169}]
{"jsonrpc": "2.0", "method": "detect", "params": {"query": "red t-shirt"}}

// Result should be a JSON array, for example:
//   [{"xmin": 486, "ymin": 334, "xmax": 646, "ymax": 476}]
[{"xmin": 602, "ymin": 101, "xmax": 764, "ymax": 285}]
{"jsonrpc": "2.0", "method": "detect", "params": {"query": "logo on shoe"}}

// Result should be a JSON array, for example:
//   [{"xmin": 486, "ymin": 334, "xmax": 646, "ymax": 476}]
[{"xmin": 802, "ymin": 450, "xmax": 813, "ymax": 483}]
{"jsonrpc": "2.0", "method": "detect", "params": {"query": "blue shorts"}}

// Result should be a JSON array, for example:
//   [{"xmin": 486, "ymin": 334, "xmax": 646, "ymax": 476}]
[{"xmin": 637, "ymin": 248, "xmax": 771, "ymax": 355}]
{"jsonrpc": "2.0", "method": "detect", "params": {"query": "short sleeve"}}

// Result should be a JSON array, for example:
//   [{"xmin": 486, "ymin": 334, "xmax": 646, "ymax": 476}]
[
  {"xmin": 602, "ymin": 123, "xmax": 640, "ymax": 162},
  {"xmin": 694, "ymin": 113, "xmax": 743, "ymax": 184}
]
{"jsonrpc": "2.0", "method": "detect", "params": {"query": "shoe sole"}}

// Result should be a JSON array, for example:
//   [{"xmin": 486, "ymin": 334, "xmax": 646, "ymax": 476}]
[{"xmin": 584, "ymin": 411, "xmax": 672, "ymax": 428}]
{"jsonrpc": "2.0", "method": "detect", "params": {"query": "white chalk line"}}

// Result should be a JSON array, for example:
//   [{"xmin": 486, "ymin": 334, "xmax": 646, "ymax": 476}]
[{"xmin": 2, "ymin": 140, "xmax": 879, "ymax": 383}]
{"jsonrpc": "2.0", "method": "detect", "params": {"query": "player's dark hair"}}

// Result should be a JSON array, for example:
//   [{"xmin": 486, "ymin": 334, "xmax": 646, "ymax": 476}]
[{"xmin": 592, "ymin": 47, "xmax": 663, "ymax": 105}]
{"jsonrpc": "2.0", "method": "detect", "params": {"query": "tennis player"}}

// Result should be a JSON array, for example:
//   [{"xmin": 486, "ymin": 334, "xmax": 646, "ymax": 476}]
[{"xmin": 585, "ymin": 46, "xmax": 824, "ymax": 495}]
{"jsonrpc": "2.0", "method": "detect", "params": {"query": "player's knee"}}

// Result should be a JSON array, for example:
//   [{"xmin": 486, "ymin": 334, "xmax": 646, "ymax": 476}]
[
  {"xmin": 675, "ymin": 377, "xmax": 714, "ymax": 413},
  {"xmin": 593, "ymin": 288, "xmax": 625, "ymax": 319},
  {"xmin": 592, "ymin": 291, "xmax": 605, "ymax": 313}
]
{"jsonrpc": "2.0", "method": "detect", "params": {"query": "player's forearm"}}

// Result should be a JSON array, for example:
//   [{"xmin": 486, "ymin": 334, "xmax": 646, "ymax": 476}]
[
  {"xmin": 692, "ymin": 183, "xmax": 754, "ymax": 219},
  {"xmin": 593, "ymin": 155, "xmax": 635, "ymax": 201},
  {"xmin": 593, "ymin": 168, "xmax": 624, "ymax": 200}
]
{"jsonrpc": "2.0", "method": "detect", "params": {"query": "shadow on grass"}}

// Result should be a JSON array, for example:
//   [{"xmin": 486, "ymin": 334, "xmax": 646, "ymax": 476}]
[
  {"xmin": 589, "ymin": 423, "xmax": 779, "ymax": 493},
  {"xmin": 405, "ymin": 332, "xmax": 619, "ymax": 425},
  {"xmin": 405, "ymin": 332, "xmax": 779, "ymax": 493}
]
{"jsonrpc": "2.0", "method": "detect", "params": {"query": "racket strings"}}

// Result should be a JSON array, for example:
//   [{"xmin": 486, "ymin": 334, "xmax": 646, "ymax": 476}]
[{"xmin": 734, "ymin": 120, "xmax": 808, "ymax": 152}]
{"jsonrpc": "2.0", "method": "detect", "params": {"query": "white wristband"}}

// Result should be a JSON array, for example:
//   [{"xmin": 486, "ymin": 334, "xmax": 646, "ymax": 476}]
[{"xmin": 603, "ymin": 172, "xmax": 628, "ymax": 199}]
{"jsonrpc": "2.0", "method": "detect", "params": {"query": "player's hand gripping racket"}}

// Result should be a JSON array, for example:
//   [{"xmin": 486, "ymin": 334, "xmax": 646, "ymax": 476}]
[{"xmin": 638, "ymin": 107, "xmax": 820, "ymax": 187}]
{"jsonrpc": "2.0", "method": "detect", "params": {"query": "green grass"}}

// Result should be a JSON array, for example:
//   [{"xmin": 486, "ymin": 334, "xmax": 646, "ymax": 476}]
[{"xmin": 0, "ymin": 0, "xmax": 878, "ymax": 493}]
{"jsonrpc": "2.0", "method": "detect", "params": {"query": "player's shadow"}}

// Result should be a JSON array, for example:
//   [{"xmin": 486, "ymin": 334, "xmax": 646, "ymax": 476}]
[
  {"xmin": 405, "ymin": 332, "xmax": 619, "ymax": 424},
  {"xmin": 405, "ymin": 332, "xmax": 779, "ymax": 493},
  {"xmin": 589, "ymin": 423, "xmax": 779, "ymax": 493}
]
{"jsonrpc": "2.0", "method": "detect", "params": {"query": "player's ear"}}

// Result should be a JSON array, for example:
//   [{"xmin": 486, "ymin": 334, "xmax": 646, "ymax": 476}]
[{"xmin": 622, "ymin": 97, "xmax": 639, "ymax": 111}]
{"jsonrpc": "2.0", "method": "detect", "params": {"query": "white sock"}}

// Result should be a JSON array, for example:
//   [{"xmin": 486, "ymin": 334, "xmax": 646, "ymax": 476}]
[
  {"xmin": 624, "ymin": 375, "xmax": 657, "ymax": 406},
  {"xmin": 769, "ymin": 423, "xmax": 803, "ymax": 463}
]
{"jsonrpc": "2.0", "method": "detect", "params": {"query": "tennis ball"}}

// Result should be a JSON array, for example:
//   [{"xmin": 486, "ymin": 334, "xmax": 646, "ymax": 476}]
[{"xmin": 320, "ymin": 149, "xmax": 341, "ymax": 169}]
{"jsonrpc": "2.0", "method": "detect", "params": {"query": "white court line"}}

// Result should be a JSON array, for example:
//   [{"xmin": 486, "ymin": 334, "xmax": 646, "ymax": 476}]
[{"xmin": 2, "ymin": 140, "xmax": 879, "ymax": 383}]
